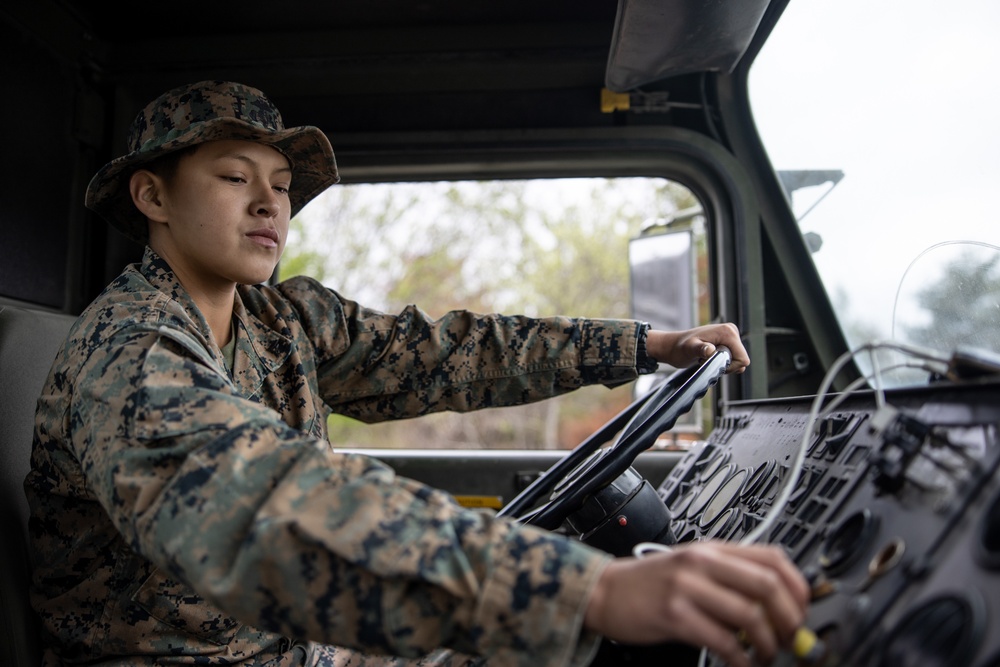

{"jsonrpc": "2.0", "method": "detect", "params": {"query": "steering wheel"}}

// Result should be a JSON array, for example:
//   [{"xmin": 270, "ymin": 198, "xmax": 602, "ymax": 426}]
[{"xmin": 497, "ymin": 346, "xmax": 733, "ymax": 530}]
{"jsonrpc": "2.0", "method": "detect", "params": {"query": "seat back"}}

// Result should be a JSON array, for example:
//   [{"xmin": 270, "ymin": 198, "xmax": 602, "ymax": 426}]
[{"xmin": 0, "ymin": 304, "xmax": 76, "ymax": 667}]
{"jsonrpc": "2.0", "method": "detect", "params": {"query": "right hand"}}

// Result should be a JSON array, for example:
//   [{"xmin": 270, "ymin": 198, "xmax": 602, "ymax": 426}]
[
  {"xmin": 646, "ymin": 323, "xmax": 751, "ymax": 374},
  {"xmin": 583, "ymin": 541, "xmax": 810, "ymax": 667}
]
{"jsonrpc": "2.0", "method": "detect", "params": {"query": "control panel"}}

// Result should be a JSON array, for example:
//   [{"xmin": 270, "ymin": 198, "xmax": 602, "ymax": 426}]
[{"xmin": 654, "ymin": 379, "xmax": 1000, "ymax": 666}]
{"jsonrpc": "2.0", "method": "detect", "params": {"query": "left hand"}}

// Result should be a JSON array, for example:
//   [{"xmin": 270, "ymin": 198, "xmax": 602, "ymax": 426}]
[{"xmin": 646, "ymin": 323, "xmax": 750, "ymax": 374}]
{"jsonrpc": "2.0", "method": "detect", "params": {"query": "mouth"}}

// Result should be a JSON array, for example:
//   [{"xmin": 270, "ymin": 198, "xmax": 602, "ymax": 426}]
[{"xmin": 246, "ymin": 227, "xmax": 280, "ymax": 248}]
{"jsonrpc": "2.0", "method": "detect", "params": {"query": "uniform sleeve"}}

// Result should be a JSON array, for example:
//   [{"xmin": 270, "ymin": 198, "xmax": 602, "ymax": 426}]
[
  {"xmin": 272, "ymin": 277, "xmax": 646, "ymax": 422},
  {"xmin": 72, "ymin": 326, "xmax": 613, "ymax": 665}
]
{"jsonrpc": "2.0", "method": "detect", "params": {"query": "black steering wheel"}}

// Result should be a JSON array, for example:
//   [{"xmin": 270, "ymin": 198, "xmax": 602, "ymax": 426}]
[{"xmin": 497, "ymin": 346, "xmax": 733, "ymax": 530}]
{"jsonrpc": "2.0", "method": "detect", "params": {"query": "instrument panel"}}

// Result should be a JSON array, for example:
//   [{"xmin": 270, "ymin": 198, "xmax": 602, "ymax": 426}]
[{"xmin": 653, "ymin": 378, "xmax": 1000, "ymax": 666}]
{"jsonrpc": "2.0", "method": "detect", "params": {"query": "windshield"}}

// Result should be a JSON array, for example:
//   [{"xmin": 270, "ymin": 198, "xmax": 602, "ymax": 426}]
[{"xmin": 749, "ymin": 0, "xmax": 1000, "ymax": 386}]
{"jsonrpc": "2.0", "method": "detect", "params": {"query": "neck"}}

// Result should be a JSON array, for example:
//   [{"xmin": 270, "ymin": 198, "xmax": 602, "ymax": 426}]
[
  {"xmin": 165, "ymin": 260, "xmax": 237, "ymax": 347},
  {"xmin": 189, "ymin": 287, "xmax": 236, "ymax": 348},
  {"xmin": 165, "ymin": 264, "xmax": 236, "ymax": 347}
]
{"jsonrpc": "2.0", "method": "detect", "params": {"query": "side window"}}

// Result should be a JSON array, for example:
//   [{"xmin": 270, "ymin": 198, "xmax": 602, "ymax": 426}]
[{"xmin": 282, "ymin": 177, "xmax": 711, "ymax": 450}]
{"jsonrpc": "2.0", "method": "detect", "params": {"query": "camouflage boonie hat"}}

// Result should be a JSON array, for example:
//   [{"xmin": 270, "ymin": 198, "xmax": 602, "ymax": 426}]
[{"xmin": 85, "ymin": 80, "xmax": 339, "ymax": 244}]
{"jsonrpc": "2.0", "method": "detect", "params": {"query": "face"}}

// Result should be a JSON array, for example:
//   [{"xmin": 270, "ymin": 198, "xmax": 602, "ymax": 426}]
[{"xmin": 142, "ymin": 139, "xmax": 293, "ymax": 295}]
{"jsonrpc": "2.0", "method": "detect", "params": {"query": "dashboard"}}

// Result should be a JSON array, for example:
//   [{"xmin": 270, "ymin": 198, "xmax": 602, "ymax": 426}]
[{"xmin": 594, "ymin": 375, "xmax": 1000, "ymax": 666}]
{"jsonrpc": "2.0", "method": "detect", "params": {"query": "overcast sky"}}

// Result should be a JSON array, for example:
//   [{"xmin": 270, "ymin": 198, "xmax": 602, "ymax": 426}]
[{"xmin": 748, "ymin": 0, "xmax": 1000, "ymax": 344}]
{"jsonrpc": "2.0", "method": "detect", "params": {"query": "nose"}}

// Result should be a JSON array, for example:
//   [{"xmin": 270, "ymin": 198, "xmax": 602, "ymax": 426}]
[{"xmin": 252, "ymin": 184, "xmax": 282, "ymax": 218}]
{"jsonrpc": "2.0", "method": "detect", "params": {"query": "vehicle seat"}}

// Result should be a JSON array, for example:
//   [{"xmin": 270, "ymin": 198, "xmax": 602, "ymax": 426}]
[{"xmin": 0, "ymin": 304, "xmax": 76, "ymax": 667}]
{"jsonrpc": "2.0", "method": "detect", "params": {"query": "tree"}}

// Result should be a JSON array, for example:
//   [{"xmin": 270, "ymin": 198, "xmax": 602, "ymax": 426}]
[{"xmin": 902, "ymin": 247, "xmax": 1000, "ymax": 354}]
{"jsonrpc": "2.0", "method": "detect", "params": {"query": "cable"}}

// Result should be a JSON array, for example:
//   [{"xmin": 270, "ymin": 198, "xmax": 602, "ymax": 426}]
[
  {"xmin": 817, "ymin": 361, "xmax": 944, "ymax": 419},
  {"xmin": 741, "ymin": 344, "xmax": 862, "ymax": 545},
  {"xmin": 743, "ymin": 340, "xmax": 946, "ymax": 545},
  {"xmin": 686, "ymin": 341, "xmax": 950, "ymax": 666}
]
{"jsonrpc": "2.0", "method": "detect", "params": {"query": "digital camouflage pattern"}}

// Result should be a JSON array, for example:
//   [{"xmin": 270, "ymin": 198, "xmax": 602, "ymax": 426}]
[
  {"xmin": 25, "ymin": 247, "xmax": 652, "ymax": 666},
  {"xmin": 84, "ymin": 80, "xmax": 339, "ymax": 245}
]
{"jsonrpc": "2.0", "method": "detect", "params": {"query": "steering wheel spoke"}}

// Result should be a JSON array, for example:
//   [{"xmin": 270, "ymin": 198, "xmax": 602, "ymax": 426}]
[{"xmin": 498, "ymin": 346, "xmax": 734, "ymax": 533}]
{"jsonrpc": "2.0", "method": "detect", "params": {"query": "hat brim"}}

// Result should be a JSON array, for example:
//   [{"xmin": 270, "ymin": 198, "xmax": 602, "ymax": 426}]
[{"xmin": 84, "ymin": 116, "xmax": 340, "ymax": 245}]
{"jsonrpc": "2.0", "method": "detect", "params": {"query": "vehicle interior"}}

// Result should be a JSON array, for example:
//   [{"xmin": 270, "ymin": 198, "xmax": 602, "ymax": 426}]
[{"xmin": 3, "ymin": 1, "xmax": 1000, "ymax": 665}]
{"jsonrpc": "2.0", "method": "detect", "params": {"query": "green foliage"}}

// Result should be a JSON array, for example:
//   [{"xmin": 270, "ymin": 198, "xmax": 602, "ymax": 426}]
[{"xmin": 278, "ymin": 217, "xmax": 329, "ymax": 282}]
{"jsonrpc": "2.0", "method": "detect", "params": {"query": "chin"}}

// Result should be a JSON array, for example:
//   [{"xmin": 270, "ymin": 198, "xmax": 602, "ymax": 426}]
[{"xmin": 237, "ymin": 265, "xmax": 278, "ymax": 287}]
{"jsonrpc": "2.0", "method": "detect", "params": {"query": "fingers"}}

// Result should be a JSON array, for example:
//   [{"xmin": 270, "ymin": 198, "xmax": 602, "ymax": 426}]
[
  {"xmin": 709, "ymin": 542, "xmax": 811, "ymax": 611},
  {"xmin": 661, "ymin": 596, "xmax": 756, "ymax": 667},
  {"xmin": 694, "ymin": 547, "xmax": 809, "ymax": 661},
  {"xmin": 697, "ymin": 322, "xmax": 750, "ymax": 373},
  {"xmin": 665, "ymin": 543, "xmax": 807, "ymax": 662},
  {"xmin": 646, "ymin": 324, "xmax": 749, "ymax": 371},
  {"xmin": 585, "ymin": 541, "xmax": 809, "ymax": 666},
  {"xmin": 669, "ymin": 562, "xmax": 781, "ymax": 665},
  {"xmin": 666, "ymin": 323, "xmax": 750, "ymax": 373}
]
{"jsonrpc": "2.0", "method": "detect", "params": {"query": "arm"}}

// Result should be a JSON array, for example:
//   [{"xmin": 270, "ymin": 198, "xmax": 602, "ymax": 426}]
[
  {"xmin": 271, "ymin": 279, "xmax": 748, "ymax": 422},
  {"xmin": 75, "ymin": 327, "xmax": 610, "ymax": 664},
  {"xmin": 270, "ymin": 278, "xmax": 648, "ymax": 421}
]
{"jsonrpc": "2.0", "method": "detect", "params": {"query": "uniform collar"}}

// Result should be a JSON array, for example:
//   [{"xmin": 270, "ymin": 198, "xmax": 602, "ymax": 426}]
[
  {"xmin": 139, "ymin": 246, "xmax": 217, "ymax": 350},
  {"xmin": 139, "ymin": 246, "xmax": 293, "ymax": 399},
  {"xmin": 230, "ymin": 291, "xmax": 293, "ymax": 399}
]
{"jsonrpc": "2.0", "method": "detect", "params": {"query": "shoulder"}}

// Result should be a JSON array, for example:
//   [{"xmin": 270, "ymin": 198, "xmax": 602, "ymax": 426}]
[{"xmin": 66, "ymin": 268, "xmax": 209, "ymax": 371}]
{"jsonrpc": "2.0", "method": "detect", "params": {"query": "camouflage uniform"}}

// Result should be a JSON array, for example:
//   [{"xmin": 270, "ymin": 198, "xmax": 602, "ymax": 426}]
[{"xmin": 25, "ymin": 247, "xmax": 652, "ymax": 666}]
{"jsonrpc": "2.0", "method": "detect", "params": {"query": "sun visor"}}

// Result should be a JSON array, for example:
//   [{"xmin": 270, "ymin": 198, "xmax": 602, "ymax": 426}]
[{"xmin": 605, "ymin": 0, "xmax": 773, "ymax": 92}]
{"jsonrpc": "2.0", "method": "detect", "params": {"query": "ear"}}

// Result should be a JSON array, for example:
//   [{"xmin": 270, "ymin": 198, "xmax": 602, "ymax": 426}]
[{"xmin": 129, "ymin": 169, "xmax": 169, "ymax": 223}]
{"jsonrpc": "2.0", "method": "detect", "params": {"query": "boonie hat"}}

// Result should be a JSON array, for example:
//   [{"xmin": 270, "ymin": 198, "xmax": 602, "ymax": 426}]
[{"xmin": 85, "ymin": 80, "xmax": 339, "ymax": 244}]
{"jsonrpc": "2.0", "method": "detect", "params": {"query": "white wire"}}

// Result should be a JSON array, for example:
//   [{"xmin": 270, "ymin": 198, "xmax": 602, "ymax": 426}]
[
  {"xmin": 817, "ymin": 361, "xmax": 944, "ymax": 420},
  {"xmin": 690, "ymin": 341, "xmax": 947, "ymax": 666},
  {"xmin": 748, "ymin": 355, "xmax": 947, "ymax": 546},
  {"xmin": 740, "ymin": 344, "xmax": 867, "ymax": 545},
  {"xmin": 869, "ymin": 345, "xmax": 886, "ymax": 410}
]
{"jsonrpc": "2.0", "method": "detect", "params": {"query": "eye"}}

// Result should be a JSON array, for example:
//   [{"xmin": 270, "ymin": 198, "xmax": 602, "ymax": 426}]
[
  {"xmin": 224, "ymin": 174, "xmax": 247, "ymax": 184},
  {"xmin": 273, "ymin": 184, "xmax": 290, "ymax": 195}
]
